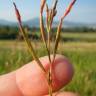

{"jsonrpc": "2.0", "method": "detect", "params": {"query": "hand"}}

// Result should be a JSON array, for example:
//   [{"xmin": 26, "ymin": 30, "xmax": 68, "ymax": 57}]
[{"xmin": 0, "ymin": 55, "xmax": 79, "ymax": 96}]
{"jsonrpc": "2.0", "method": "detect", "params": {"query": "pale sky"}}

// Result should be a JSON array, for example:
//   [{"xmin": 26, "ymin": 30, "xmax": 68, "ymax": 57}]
[{"xmin": 0, "ymin": 0, "xmax": 96, "ymax": 23}]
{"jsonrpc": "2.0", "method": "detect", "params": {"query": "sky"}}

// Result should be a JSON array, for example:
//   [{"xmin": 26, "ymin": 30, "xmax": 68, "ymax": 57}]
[{"xmin": 0, "ymin": 0, "xmax": 96, "ymax": 23}]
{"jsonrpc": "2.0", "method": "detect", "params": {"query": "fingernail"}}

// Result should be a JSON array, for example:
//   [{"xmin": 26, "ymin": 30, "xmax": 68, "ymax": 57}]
[{"xmin": 54, "ymin": 57, "xmax": 74, "ymax": 85}]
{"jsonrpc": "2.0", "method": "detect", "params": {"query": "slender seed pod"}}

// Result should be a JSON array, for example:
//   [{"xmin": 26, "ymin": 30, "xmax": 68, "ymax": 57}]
[
  {"xmin": 46, "ymin": 3, "xmax": 49, "ymax": 28},
  {"xmin": 50, "ymin": 0, "xmax": 58, "ymax": 29},
  {"xmin": 13, "ymin": 2, "xmax": 21, "ymax": 24},
  {"xmin": 41, "ymin": 0, "xmax": 46, "ymax": 13},
  {"xmin": 53, "ymin": 0, "xmax": 58, "ymax": 11},
  {"xmin": 13, "ymin": 2, "xmax": 46, "ymax": 73},
  {"xmin": 40, "ymin": 14, "xmax": 46, "ymax": 43},
  {"xmin": 40, "ymin": 0, "xmax": 46, "ymax": 42},
  {"xmin": 40, "ymin": 0, "xmax": 52, "ymax": 63},
  {"xmin": 62, "ymin": 0, "xmax": 76, "ymax": 19},
  {"xmin": 53, "ymin": 0, "xmax": 77, "ymax": 62}
]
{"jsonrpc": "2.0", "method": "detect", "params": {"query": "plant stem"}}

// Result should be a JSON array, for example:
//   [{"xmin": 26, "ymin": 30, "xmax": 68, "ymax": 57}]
[
  {"xmin": 13, "ymin": 2, "xmax": 46, "ymax": 73},
  {"xmin": 40, "ymin": 13, "xmax": 51, "ymax": 63},
  {"xmin": 19, "ymin": 23, "xmax": 46, "ymax": 73}
]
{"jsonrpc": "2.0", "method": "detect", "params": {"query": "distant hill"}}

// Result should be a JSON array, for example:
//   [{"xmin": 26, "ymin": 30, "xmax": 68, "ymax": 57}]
[
  {"xmin": 0, "ymin": 19, "xmax": 16, "ymax": 26},
  {"xmin": 0, "ymin": 18, "xmax": 96, "ymax": 28}
]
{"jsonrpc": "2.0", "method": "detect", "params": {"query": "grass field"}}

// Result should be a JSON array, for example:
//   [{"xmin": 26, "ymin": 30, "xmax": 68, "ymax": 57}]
[
  {"xmin": 60, "ymin": 32, "xmax": 96, "ymax": 42},
  {"xmin": 34, "ymin": 32, "xmax": 96, "ymax": 42},
  {"xmin": 0, "ymin": 40, "xmax": 96, "ymax": 96}
]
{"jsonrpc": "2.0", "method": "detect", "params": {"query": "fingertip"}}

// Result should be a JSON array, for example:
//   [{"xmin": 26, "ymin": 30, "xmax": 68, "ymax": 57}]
[
  {"xmin": 56, "ymin": 92, "xmax": 79, "ymax": 96},
  {"xmin": 45, "ymin": 92, "xmax": 79, "ymax": 96},
  {"xmin": 50, "ymin": 55, "xmax": 74, "ymax": 90},
  {"xmin": 16, "ymin": 55, "xmax": 74, "ymax": 96}
]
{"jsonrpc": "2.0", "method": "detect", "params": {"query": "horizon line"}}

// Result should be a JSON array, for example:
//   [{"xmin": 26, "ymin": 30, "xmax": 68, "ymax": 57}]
[{"xmin": 0, "ymin": 17, "xmax": 96, "ymax": 24}]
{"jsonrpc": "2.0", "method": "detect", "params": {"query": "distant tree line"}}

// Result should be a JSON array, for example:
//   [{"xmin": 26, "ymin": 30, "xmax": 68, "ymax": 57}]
[
  {"xmin": 0, "ymin": 26, "xmax": 96, "ymax": 40},
  {"xmin": 0, "ymin": 26, "xmax": 18, "ymax": 39}
]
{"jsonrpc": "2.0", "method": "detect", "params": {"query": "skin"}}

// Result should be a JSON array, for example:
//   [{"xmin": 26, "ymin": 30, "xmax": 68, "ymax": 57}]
[{"xmin": 0, "ymin": 55, "xmax": 79, "ymax": 96}]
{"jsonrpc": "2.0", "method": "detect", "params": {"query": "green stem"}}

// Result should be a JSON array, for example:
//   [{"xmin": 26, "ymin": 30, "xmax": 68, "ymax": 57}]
[{"xmin": 19, "ymin": 22, "xmax": 46, "ymax": 73}]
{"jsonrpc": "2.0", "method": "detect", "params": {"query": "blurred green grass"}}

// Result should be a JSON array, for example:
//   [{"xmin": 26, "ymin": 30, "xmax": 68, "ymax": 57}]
[
  {"xmin": 0, "ymin": 40, "xmax": 96, "ymax": 96},
  {"xmin": 60, "ymin": 32, "xmax": 96, "ymax": 42}
]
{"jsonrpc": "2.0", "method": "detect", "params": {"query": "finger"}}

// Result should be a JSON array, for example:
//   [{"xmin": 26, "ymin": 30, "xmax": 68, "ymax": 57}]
[
  {"xmin": 16, "ymin": 54, "xmax": 74, "ymax": 96},
  {"xmin": 45, "ymin": 92, "xmax": 79, "ymax": 96},
  {"xmin": 0, "ymin": 72, "xmax": 23, "ymax": 96}
]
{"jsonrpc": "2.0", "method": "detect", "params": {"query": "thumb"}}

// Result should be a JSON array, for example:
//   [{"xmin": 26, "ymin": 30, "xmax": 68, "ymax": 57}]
[{"xmin": 16, "ymin": 54, "xmax": 74, "ymax": 96}]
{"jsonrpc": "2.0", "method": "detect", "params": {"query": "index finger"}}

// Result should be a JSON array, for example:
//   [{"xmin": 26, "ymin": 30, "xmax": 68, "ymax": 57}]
[{"xmin": 16, "ymin": 55, "xmax": 74, "ymax": 96}]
